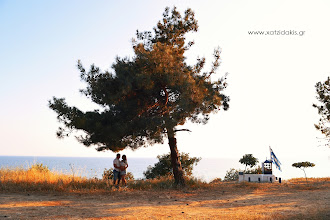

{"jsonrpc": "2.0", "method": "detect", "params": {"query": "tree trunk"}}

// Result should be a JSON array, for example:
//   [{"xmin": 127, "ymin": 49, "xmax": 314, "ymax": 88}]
[
  {"xmin": 167, "ymin": 127, "xmax": 186, "ymax": 186},
  {"xmin": 302, "ymin": 168, "xmax": 308, "ymax": 183}
]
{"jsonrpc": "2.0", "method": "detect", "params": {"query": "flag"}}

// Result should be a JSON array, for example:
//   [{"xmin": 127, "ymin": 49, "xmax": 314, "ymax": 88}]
[{"xmin": 270, "ymin": 147, "xmax": 282, "ymax": 171}]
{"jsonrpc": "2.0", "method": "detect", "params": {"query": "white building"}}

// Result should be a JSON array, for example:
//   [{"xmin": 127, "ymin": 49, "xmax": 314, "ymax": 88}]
[
  {"xmin": 238, "ymin": 173, "xmax": 276, "ymax": 183},
  {"xmin": 238, "ymin": 159, "xmax": 281, "ymax": 183}
]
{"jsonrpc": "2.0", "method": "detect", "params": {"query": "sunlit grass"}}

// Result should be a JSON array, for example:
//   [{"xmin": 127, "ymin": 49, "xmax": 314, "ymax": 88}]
[
  {"xmin": 0, "ymin": 166, "xmax": 208, "ymax": 193},
  {"xmin": 129, "ymin": 176, "xmax": 208, "ymax": 190},
  {"xmin": 0, "ymin": 166, "xmax": 328, "ymax": 220},
  {"xmin": 0, "ymin": 164, "xmax": 329, "ymax": 193},
  {"xmin": 0, "ymin": 164, "xmax": 109, "ymax": 192},
  {"xmin": 286, "ymin": 177, "xmax": 330, "ymax": 184}
]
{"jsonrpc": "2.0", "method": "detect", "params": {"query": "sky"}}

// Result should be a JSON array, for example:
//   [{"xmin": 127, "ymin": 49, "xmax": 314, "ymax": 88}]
[{"xmin": 0, "ymin": 0, "xmax": 329, "ymax": 178}]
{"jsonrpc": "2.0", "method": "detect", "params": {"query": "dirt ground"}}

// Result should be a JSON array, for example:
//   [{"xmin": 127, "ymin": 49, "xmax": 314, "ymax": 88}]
[{"xmin": 0, "ymin": 182, "xmax": 329, "ymax": 220}]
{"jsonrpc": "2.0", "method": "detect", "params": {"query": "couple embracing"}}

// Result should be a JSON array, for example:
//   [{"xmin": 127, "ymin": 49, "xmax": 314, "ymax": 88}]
[{"xmin": 113, "ymin": 153, "xmax": 128, "ymax": 187}]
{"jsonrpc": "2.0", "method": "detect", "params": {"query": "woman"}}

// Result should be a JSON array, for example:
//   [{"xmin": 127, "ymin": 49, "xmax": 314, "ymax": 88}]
[{"xmin": 120, "ymin": 155, "xmax": 128, "ymax": 186}]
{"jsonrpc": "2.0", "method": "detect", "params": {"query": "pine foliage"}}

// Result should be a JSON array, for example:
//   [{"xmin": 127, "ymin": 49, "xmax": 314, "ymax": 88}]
[{"xmin": 49, "ymin": 7, "xmax": 229, "ymax": 153}]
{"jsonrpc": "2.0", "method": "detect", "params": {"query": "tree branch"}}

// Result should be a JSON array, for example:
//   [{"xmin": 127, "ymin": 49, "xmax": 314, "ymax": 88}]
[{"xmin": 174, "ymin": 129, "xmax": 192, "ymax": 133}]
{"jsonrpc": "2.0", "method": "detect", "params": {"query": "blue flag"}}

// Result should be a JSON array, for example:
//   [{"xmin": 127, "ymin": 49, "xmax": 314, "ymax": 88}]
[{"xmin": 270, "ymin": 147, "xmax": 282, "ymax": 171}]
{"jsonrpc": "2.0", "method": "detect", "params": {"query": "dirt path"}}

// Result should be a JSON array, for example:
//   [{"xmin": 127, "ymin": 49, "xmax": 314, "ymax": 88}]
[{"xmin": 0, "ymin": 183, "xmax": 329, "ymax": 219}]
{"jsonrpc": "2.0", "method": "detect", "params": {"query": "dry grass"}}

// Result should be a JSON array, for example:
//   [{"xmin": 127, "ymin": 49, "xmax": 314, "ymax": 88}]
[
  {"xmin": 0, "ymin": 165, "xmax": 208, "ymax": 193},
  {"xmin": 1, "ymin": 165, "xmax": 329, "ymax": 193},
  {"xmin": 0, "ymin": 165, "xmax": 109, "ymax": 192},
  {"xmin": 0, "ymin": 166, "xmax": 329, "ymax": 219}
]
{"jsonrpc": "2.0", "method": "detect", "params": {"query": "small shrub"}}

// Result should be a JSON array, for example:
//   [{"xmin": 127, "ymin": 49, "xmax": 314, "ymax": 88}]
[
  {"xmin": 143, "ymin": 152, "xmax": 201, "ymax": 179},
  {"xmin": 224, "ymin": 168, "xmax": 241, "ymax": 181},
  {"xmin": 28, "ymin": 163, "xmax": 50, "ymax": 173},
  {"xmin": 102, "ymin": 168, "xmax": 114, "ymax": 180},
  {"xmin": 102, "ymin": 168, "xmax": 134, "ymax": 181},
  {"xmin": 210, "ymin": 178, "xmax": 222, "ymax": 184},
  {"xmin": 245, "ymin": 166, "xmax": 262, "ymax": 174},
  {"xmin": 184, "ymin": 177, "xmax": 208, "ymax": 189}
]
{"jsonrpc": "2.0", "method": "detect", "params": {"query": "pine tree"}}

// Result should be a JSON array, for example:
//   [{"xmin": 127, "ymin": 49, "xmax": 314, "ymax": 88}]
[
  {"xmin": 313, "ymin": 76, "xmax": 330, "ymax": 146},
  {"xmin": 49, "ymin": 7, "xmax": 229, "ymax": 185}
]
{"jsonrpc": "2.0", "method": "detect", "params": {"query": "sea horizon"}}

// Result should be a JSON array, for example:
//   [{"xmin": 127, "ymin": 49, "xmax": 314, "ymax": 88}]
[{"xmin": 0, "ymin": 155, "xmax": 328, "ymax": 182}]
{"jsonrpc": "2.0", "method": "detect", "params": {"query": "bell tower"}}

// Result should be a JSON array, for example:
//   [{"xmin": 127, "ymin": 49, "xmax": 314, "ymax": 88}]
[{"xmin": 262, "ymin": 159, "xmax": 272, "ymax": 174}]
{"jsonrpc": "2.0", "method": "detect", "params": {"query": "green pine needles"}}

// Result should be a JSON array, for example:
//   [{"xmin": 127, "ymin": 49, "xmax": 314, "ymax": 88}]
[{"xmin": 49, "ymin": 7, "xmax": 229, "ymax": 185}]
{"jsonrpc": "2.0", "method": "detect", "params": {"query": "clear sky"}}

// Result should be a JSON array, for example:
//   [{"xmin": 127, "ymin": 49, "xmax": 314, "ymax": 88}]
[{"xmin": 1, "ymin": 0, "xmax": 329, "ymax": 178}]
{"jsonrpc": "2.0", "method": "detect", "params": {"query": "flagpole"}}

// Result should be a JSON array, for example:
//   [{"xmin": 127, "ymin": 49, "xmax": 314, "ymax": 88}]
[{"xmin": 269, "ymin": 146, "xmax": 272, "ymax": 173}]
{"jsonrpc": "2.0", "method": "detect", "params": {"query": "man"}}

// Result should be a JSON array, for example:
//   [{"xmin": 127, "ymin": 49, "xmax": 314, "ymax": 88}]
[{"xmin": 113, "ymin": 153, "xmax": 121, "ymax": 186}]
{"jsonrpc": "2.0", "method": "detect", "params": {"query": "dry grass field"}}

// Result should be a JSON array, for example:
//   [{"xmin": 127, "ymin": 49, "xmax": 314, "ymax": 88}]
[{"xmin": 0, "ymin": 166, "xmax": 329, "ymax": 219}]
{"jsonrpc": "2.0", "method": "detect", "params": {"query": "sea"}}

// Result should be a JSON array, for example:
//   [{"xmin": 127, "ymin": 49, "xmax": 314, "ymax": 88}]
[{"xmin": 0, "ymin": 156, "xmax": 328, "ymax": 182}]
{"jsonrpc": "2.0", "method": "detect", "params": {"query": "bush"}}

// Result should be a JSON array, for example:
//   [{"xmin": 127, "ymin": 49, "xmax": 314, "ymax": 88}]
[
  {"xmin": 28, "ymin": 163, "xmax": 50, "ymax": 173},
  {"xmin": 102, "ymin": 168, "xmax": 134, "ymax": 181},
  {"xmin": 210, "ymin": 178, "xmax": 222, "ymax": 184},
  {"xmin": 245, "ymin": 166, "xmax": 262, "ymax": 174},
  {"xmin": 143, "ymin": 152, "xmax": 201, "ymax": 179},
  {"xmin": 223, "ymin": 165, "xmax": 261, "ymax": 182},
  {"xmin": 224, "ymin": 168, "xmax": 241, "ymax": 181}
]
